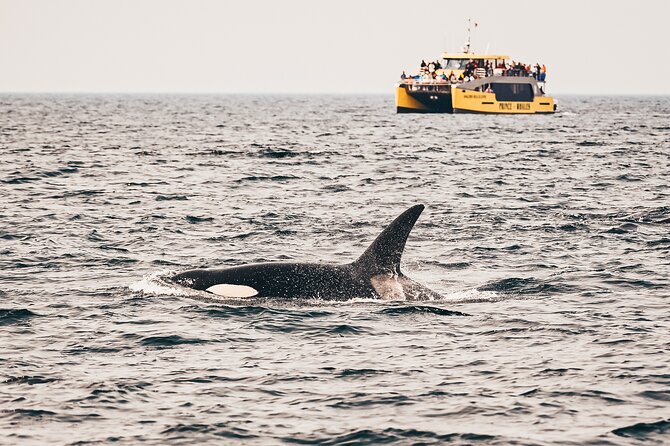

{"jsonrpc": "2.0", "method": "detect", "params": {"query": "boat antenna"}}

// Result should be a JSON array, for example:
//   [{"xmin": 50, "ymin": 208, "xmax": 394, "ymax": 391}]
[{"xmin": 463, "ymin": 18, "xmax": 478, "ymax": 53}]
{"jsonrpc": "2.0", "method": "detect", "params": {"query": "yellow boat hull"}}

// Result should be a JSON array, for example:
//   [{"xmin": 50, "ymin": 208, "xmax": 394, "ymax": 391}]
[
  {"xmin": 395, "ymin": 84, "xmax": 556, "ymax": 114},
  {"xmin": 452, "ymin": 88, "xmax": 555, "ymax": 114},
  {"xmin": 395, "ymin": 84, "xmax": 452, "ymax": 113}
]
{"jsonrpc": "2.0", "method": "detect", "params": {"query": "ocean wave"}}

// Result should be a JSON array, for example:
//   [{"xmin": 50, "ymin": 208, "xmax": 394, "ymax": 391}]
[
  {"xmin": 184, "ymin": 215, "xmax": 214, "ymax": 224},
  {"xmin": 284, "ymin": 428, "xmax": 497, "ymax": 445},
  {"xmin": 257, "ymin": 147, "xmax": 300, "ymax": 158},
  {"xmin": 379, "ymin": 305, "xmax": 469, "ymax": 316},
  {"xmin": 140, "ymin": 335, "xmax": 208, "ymax": 347},
  {"xmin": 0, "ymin": 308, "xmax": 38, "ymax": 325},
  {"xmin": 612, "ymin": 419, "xmax": 670, "ymax": 439},
  {"xmin": 477, "ymin": 277, "xmax": 571, "ymax": 295}
]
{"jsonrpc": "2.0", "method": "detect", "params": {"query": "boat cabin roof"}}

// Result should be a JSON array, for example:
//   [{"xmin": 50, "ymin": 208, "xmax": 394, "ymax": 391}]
[{"xmin": 441, "ymin": 52, "xmax": 509, "ymax": 60}]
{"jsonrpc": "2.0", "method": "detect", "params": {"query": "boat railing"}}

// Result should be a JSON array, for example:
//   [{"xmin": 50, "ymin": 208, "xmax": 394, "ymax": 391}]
[
  {"xmin": 401, "ymin": 70, "xmax": 546, "ymax": 86},
  {"xmin": 401, "ymin": 72, "xmax": 548, "ymax": 93}
]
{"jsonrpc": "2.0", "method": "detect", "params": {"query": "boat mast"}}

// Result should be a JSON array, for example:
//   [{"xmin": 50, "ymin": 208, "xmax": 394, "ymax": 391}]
[{"xmin": 463, "ymin": 18, "xmax": 476, "ymax": 54}]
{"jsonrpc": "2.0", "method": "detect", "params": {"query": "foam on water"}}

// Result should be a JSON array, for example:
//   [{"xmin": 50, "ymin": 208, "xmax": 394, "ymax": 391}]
[
  {"xmin": 441, "ymin": 288, "xmax": 502, "ymax": 303},
  {"xmin": 128, "ymin": 270, "xmax": 197, "ymax": 297}
]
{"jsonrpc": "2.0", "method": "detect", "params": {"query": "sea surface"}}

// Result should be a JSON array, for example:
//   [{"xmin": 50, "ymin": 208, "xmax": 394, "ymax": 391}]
[{"xmin": 1, "ymin": 94, "xmax": 669, "ymax": 445}]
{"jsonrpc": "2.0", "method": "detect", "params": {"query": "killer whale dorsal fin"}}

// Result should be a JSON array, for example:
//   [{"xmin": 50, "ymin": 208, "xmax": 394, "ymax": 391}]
[{"xmin": 354, "ymin": 204, "xmax": 424, "ymax": 275}]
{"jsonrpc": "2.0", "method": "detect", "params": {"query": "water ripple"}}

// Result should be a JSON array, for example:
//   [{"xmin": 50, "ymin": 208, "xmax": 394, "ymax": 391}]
[{"xmin": 1, "ymin": 94, "xmax": 669, "ymax": 444}]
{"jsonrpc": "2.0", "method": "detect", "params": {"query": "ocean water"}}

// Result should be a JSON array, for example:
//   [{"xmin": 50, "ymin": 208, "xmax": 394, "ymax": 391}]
[{"xmin": 1, "ymin": 94, "xmax": 669, "ymax": 445}]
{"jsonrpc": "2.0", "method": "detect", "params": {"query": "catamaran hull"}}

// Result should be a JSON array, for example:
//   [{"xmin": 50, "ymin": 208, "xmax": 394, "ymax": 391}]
[
  {"xmin": 396, "ymin": 84, "xmax": 453, "ymax": 113},
  {"xmin": 395, "ymin": 80, "xmax": 556, "ymax": 114}
]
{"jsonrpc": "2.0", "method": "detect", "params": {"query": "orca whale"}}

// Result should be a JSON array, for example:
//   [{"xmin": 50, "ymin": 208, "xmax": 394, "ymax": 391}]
[{"xmin": 171, "ymin": 204, "xmax": 442, "ymax": 300}]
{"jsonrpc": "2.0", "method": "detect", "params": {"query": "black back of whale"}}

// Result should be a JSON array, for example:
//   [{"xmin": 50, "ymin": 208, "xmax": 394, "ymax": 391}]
[{"xmin": 172, "ymin": 204, "xmax": 441, "ymax": 300}]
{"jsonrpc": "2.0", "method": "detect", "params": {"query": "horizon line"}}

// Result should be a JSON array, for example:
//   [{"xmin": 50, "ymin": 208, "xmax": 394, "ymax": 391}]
[{"xmin": 1, "ymin": 91, "xmax": 669, "ymax": 97}]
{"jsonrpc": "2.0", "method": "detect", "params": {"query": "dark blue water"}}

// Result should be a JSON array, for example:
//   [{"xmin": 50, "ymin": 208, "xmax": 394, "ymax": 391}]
[{"xmin": 1, "ymin": 94, "xmax": 669, "ymax": 445}]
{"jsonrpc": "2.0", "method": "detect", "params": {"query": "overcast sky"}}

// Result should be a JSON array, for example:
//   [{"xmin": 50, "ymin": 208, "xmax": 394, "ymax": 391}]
[{"xmin": 1, "ymin": 0, "xmax": 669, "ymax": 95}]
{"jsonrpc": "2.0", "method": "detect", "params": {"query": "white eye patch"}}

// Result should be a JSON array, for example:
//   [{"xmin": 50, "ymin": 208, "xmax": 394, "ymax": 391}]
[{"xmin": 206, "ymin": 284, "xmax": 259, "ymax": 298}]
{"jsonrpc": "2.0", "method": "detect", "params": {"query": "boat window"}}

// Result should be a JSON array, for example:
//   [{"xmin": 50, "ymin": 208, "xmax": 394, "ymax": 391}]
[
  {"xmin": 491, "ymin": 83, "xmax": 534, "ymax": 101},
  {"xmin": 443, "ymin": 59, "xmax": 468, "ymax": 70}
]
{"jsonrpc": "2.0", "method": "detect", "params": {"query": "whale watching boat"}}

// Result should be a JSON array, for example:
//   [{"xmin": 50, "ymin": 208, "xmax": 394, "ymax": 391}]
[{"xmin": 395, "ymin": 23, "xmax": 556, "ymax": 114}]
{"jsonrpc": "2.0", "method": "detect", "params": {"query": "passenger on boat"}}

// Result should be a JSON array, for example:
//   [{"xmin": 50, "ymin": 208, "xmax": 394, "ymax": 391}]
[{"xmin": 402, "ymin": 58, "xmax": 546, "ymax": 83}]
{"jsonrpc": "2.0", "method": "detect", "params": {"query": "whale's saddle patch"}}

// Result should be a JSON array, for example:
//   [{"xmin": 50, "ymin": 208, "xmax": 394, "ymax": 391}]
[{"xmin": 370, "ymin": 274, "xmax": 406, "ymax": 300}]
